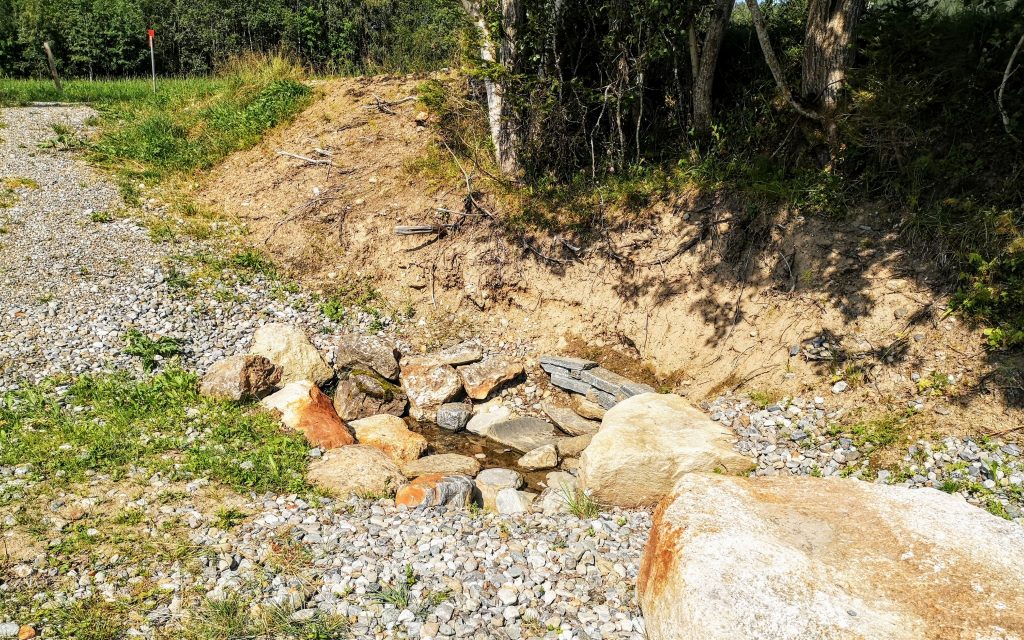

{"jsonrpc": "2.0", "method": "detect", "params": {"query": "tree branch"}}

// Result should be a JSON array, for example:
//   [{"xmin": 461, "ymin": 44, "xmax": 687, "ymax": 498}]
[
  {"xmin": 745, "ymin": 0, "xmax": 824, "ymax": 123},
  {"xmin": 998, "ymin": 32, "xmax": 1024, "ymax": 142}
]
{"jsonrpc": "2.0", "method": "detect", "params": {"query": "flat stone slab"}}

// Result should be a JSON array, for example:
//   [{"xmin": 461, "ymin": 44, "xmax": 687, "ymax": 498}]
[
  {"xmin": 550, "ymin": 373, "xmax": 591, "ymax": 395},
  {"xmin": 581, "ymin": 366, "xmax": 633, "ymax": 396},
  {"xmin": 486, "ymin": 416, "xmax": 560, "ymax": 453},
  {"xmin": 540, "ymin": 355, "xmax": 598, "ymax": 371}
]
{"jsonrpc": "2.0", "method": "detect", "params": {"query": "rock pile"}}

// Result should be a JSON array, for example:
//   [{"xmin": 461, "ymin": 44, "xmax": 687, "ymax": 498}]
[
  {"xmin": 540, "ymin": 356, "xmax": 655, "ymax": 409},
  {"xmin": 201, "ymin": 325, "xmax": 665, "ymax": 515}
]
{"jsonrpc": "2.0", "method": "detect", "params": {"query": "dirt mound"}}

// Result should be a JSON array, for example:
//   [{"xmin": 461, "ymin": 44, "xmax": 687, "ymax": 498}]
[{"xmin": 201, "ymin": 76, "xmax": 1021, "ymax": 437}]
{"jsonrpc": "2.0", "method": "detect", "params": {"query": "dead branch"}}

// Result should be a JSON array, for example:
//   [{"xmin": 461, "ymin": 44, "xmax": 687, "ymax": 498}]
[
  {"xmin": 998, "ymin": 32, "xmax": 1024, "ymax": 142},
  {"xmin": 276, "ymin": 150, "xmax": 332, "ymax": 166},
  {"xmin": 363, "ymin": 94, "xmax": 418, "ymax": 115}
]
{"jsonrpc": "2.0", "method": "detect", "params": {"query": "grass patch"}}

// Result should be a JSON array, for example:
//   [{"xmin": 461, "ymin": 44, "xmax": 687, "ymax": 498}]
[
  {"xmin": 177, "ymin": 595, "xmax": 349, "ymax": 640},
  {"xmin": 369, "ymin": 564, "xmax": 417, "ymax": 609},
  {"xmin": 90, "ymin": 210, "xmax": 114, "ymax": 223},
  {"xmin": 2, "ymin": 177, "xmax": 39, "ymax": 190},
  {"xmin": 829, "ymin": 409, "xmax": 917, "ymax": 450},
  {"xmin": 0, "ymin": 367, "xmax": 311, "ymax": 496},
  {"xmin": 0, "ymin": 55, "xmax": 312, "ymax": 243},
  {"xmin": 748, "ymin": 389, "xmax": 783, "ymax": 409}
]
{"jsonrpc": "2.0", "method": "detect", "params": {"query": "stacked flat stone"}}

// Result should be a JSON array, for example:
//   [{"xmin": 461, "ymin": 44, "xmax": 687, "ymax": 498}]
[{"xmin": 540, "ymin": 356, "xmax": 655, "ymax": 409}]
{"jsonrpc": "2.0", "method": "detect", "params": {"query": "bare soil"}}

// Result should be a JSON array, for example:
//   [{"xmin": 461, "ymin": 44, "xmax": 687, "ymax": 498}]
[{"xmin": 201, "ymin": 75, "xmax": 1023, "ymax": 438}]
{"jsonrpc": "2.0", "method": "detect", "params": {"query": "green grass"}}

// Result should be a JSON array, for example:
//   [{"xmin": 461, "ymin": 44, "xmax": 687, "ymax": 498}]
[
  {"xmin": 560, "ymin": 487, "xmax": 601, "ymax": 519},
  {"xmin": 178, "ymin": 595, "xmax": 350, "ymax": 640},
  {"xmin": 0, "ymin": 55, "xmax": 311, "ymax": 184},
  {"xmin": 0, "ymin": 367, "xmax": 311, "ymax": 496},
  {"xmin": 828, "ymin": 409, "xmax": 916, "ymax": 450},
  {"xmin": 369, "ymin": 565, "xmax": 418, "ymax": 609}
]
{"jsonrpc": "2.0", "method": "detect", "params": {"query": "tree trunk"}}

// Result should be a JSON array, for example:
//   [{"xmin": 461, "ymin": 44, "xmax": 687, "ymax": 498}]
[
  {"xmin": 801, "ymin": 0, "xmax": 864, "ymax": 113},
  {"xmin": 461, "ymin": 0, "xmax": 522, "ymax": 177},
  {"xmin": 692, "ymin": 0, "xmax": 734, "ymax": 136},
  {"xmin": 745, "ymin": 0, "xmax": 823, "ymax": 122}
]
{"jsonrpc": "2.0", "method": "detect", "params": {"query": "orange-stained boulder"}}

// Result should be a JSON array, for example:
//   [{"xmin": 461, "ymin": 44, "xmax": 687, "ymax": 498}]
[
  {"xmin": 395, "ymin": 474, "xmax": 476, "ymax": 509},
  {"xmin": 261, "ymin": 381, "xmax": 354, "ymax": 449}
]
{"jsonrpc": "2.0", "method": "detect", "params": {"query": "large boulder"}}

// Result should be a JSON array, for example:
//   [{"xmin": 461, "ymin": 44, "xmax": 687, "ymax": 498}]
[
  {"xmin": 401, "ymin": 454, "xmax": 481, "ymax": 479},
  {"xmin": 486, "ymin": 416, "xmax": 559, "ymax": 453},
  {"xmin": 399, "ymin": 356, "xmax": 463, "ymax": 422},
  {"xmin": 579, "ymin": 393, "xmax": 753, "ymax": 508},
  {"xmin": 332, "ymin": 371, "xmax": 407, "ymax": 421},
  {"xmin": 349, "ymin": 414, "xmax": 427, "ymax": 465},
  {"xmin": 199, "ymin": 355, "xmax": 281, "ymax": 401},
  {"xmin": 543, "ymin": 403, "xmax": 599, "ymax": 436},
  {"xmin": 261, "ymin": 381, "xmax": 354, "ymax": 449},
  {"xmin": 395, "ymin": 474, "xmax": 476, "ymax": 509},
  {"xmin": 334, "ymin": 335, "xmax": 400, "ymax": 380},
  {"xmin": 639, "ymin": 474, "xmax": 1024, "ymax": 640},
  {"xmin": 250, "ymin": 323, "xmax": 333, "ymax": 386},
  {"xmin": 307, "ymin": 445, "xmax": 405, "ymax": 498},
  {"xmin": 475, "ymin": 468, "xmax": 524, "ymax": 511},
  {"xmin": 457, "ymin": 356, "xmax": 524, "ymax": 400}
]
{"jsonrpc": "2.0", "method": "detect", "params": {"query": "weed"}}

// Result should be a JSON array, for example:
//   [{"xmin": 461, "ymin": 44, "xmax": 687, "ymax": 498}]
[
  {"xmin": 123, "ymin": 328, "xmax": 182, "ymax": 371},
  {"xmin": 0, "ymin": 188, "xmax": 16, "ymax": 208},
  {"xmin": 985, "ymin": 498, "xmax": 1011, "ymax": 520},
  {"xmin": 749, "ymin": 389, "xmax": 782, "ymax": 409},
  {"xmin": 213, "ymin": 507, "xmax": 248, "ymax": 529},
  {"xmin": 560, "ymin": 487, "xmax": 600, "ymax": 519},
  {"xmin": 370, "ymin": 564, "xmax": 417, "ymax": 608},
  {"xmin": 829, "ymin": 409, "xmax": 916, "ymax": 450},
  {"xmin": 917, "ymin": 371, "xmax": 952, "ymax": 396},
  {"xmin": 178, "ymin": 594, "xmax": 350, "ymax": 640},
  {"xmin": 90, "ymin": 210, "xmax": 114, "ymax": 223}
]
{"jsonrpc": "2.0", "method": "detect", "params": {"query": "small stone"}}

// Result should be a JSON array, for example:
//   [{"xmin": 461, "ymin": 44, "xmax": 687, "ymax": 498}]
[
  {"xmin": 518, "ymin": 444, "xmax": 559, "ymax": 471},
  {"xmin": 831, "ymin": 381, "xmax": 849, "ymax": 394},
  {"xmin": 436, "ymin": 403, "xmax": 472, "ymax": 432}
]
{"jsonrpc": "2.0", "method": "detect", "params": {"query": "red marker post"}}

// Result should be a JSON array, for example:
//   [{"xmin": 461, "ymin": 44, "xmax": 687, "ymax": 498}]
[{"xmin": 148, "ymin": 29, "xmax": 156, "ymax": 93}]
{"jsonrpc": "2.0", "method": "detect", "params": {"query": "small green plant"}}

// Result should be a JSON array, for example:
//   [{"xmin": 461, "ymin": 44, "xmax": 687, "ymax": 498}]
[
  {"xmin": 90, "ymin": 210, "xmax": 114, "ymax": 223},
  {"xmin": 214, "ymin": 507, "xmax": 248, "ymax": 529},
  {"xmin": 370, "ymin": 564, "xmax": 417, "ymax": 608},
  {"xmin": 985, "ymin": 498, "xmax": 1011, "ymax": 520},
  {"xmin": 917, "ymin": 371, "xmax": 951, "ymax": 395},
  {"xmin": 561, "ymin": 487, "xmax": 600, "ymax": 519},
  {"xmin": 123, "ymin": 328, "xmax": 181, "ymax": 371},
  {"xmin": 748, "ymin": 389, "xmax": 782, "ymax": 409}
]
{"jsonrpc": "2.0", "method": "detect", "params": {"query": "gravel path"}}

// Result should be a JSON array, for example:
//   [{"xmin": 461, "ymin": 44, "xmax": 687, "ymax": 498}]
[
  {"xmin": 0, "ymin": 106, "xmax": 331, "ymax": 389},
  {"xmin": 0, "ymin": 107, "xmax": 651, "ymax": 639}
]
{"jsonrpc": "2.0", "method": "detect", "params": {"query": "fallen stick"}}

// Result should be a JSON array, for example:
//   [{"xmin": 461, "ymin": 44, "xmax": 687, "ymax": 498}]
[
  {"xmin": 276, "ymin": 150, "xmax": 332, "ymax": 166},
  {"xmin": 395, "ymin": 225, "xmax": 452, "ymax": 235}
]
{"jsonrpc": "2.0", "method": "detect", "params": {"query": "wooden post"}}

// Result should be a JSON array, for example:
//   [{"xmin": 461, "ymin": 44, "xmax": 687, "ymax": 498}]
[
  {"xmin": 148, "ymin": 29, "xmax": 156, "ymax": 93},
  {"xmin": 42, "ymin": 41, "xmax": 63, "ymax": 93}
]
